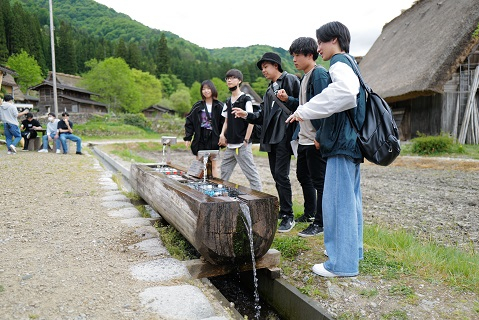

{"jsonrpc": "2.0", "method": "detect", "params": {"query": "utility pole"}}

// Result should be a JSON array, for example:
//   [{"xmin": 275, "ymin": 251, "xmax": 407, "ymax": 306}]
[{"xmin": 49, "ymin": 0, "xmax": 58, "ymax": 116}]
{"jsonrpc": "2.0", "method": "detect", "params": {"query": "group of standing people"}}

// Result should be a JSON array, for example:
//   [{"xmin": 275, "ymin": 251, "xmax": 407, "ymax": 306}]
[
  {"xmin": 184, "ymin": 21, "xmax": 365, "ymax": 278},
  {"xmin": 0, "ymin": 95, "xmax": 83, "ymax": 155}
]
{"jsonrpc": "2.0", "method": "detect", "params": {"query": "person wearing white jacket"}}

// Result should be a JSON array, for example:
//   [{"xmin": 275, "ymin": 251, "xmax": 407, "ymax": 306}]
[{"xmin": 287, "ymin": 21, "xmax": 366, "ymax": 278}]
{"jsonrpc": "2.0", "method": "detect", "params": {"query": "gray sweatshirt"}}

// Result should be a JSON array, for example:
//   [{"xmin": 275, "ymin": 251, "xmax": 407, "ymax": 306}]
[{"xmin": 0, "ymin": 102, "xmax": 19, "ymax": 126}]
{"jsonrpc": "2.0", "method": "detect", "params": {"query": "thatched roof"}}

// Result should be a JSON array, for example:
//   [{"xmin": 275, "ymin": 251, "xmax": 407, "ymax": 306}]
[{"xmin": 359, "ymin": 0, "xmax": 479, "ymax": 103}]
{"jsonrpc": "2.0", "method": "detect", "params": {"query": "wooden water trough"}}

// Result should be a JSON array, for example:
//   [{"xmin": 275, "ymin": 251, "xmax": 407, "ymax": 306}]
[{"xmin": 130, "ymin": 163, "xmax": 278, "ymax": 265}]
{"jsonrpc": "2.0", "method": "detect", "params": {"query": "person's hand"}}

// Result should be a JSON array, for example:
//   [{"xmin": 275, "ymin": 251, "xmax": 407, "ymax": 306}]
[
  {"xmin": 218, "ymin": 134, "xmax": 227, "ymax": 147},
  {"xmin": 185, "ymin": 141, "xmax": 191, "ymax": 148},
  {"xmin": 314, "ymin": 139, "xmax": 320, "ymax": 150},
  {"xmin": 276, "ymin": 89, "xmax": 288, "ymax": 102},
  {"xmin": 231, "ymin": 107, "xmax": 247, "ymax": 118},
  {"xmin": 54, "ymin": 134, "xmax": 59, "ymax": 139},
  {"xmin": 286, "ymin": 113, "xmax": 303, "ymax": 123}
]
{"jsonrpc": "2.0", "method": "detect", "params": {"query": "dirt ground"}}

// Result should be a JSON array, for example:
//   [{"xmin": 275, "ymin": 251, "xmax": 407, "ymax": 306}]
[{"xmin": 160, "ymin": 148, "xmax": 479, "ymax": 320}]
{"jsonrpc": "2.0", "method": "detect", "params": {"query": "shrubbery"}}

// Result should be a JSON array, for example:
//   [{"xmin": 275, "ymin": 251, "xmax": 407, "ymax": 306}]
[{"xmin": 411, "ymin": 132, "xmax": 454, "ymax": 155}]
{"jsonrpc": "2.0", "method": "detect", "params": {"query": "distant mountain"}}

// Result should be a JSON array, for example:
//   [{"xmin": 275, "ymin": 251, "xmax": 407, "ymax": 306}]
[{"xmin": 14, "ymin": 0, "xmax": 298, "ymax": 75}]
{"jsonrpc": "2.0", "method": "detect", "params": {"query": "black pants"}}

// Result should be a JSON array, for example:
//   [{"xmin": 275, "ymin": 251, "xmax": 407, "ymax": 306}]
[
  {"xmin": 21, "ymin": 131, "xmax": 37, "ymax": 150},
  {"xmin": 268, "ymin": 135, "xmax": 294, "ymax": 218},
  {"xmin": 296, "ymin": 144, "xmax": 326, "ymax": 226}
]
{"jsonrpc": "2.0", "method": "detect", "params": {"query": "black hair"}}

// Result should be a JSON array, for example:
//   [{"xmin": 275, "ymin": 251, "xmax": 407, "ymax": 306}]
[
  {"xmin": 200, "ymin": 80, "xmax": 218, "ymax": 100},
  {"xmin": 62, "ymin": 112, "xmax": 69, "ymax": 116},
  {"xmin": 316, "ymin": 21, "xmax": 351, "ymax": 53},
  {"xmin": 289, "ymin": 37, "xmax": 319, "ymax": 61},
  {"xmin": 225, "ymin": 69, "xmax": 243, "ymax": 82},
  {"xmin": 48, "ymin": 112, "xmax": 56, "ymax": 117},
  {"xmin": 26, "ymin": 112, "xmax": 33, "ymax": 118}
]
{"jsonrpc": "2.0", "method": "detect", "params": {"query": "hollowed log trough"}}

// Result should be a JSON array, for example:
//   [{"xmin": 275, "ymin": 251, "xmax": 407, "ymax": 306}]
[{"xmin": 130, "ymin": 164, "xmax": 278, "ymax": 265}]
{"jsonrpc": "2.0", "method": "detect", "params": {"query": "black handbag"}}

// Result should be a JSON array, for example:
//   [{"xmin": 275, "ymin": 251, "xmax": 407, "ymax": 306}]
[{"xmin": 344, "ymin": 54, "xmax": 401, "ymax": 166}]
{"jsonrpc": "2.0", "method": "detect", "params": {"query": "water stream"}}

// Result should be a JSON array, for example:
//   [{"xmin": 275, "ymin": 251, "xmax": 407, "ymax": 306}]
[{"xmin": 238, "ymin": 201, "xmax": 261, "ymax": 320}]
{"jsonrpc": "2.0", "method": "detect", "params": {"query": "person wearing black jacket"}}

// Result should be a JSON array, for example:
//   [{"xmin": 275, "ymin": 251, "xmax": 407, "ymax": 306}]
[
  {"xmin": 231, "ymin": 52, "xmax": 300, "ymax": 232},
  {"xmin": 184, "ymin": 80, "xmax": 224, "ymax": 178}
]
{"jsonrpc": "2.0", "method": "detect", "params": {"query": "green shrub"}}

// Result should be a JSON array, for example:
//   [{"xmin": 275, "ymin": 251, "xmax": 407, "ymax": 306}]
[
  {"xmin": 411, "ymin": 132, "xmax": 453, "ymax": 155},
  {"xmin": 120, "ymin": 113, "xmax": 151, "ymax": 129}
]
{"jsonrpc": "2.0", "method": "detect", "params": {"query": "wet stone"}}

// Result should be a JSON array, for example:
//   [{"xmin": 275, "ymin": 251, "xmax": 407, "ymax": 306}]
[{"xmin": 128, "ymin": 238, "xmax": 169, "ymax": 257}]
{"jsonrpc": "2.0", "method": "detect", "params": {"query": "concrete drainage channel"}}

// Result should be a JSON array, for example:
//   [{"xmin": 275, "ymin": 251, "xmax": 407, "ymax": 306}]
[{"xmin": 92, "ymin": 145, "xmax": 333, "ymax": 320}]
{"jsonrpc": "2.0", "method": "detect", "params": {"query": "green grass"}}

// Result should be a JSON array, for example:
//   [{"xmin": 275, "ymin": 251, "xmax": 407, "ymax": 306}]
[{"xmin": 363, "ymin": 225, "xmax": 479, "ymax": 293}]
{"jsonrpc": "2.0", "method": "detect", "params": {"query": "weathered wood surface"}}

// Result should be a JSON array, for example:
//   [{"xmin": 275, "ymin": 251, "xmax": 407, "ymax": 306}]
[
  {"xmin": 130, "ymin": 164, "xmax": 278, "ymax": 265},
  {"xmin": 184, "ymin": 249, "xmax": 281, "ymax": 279}
]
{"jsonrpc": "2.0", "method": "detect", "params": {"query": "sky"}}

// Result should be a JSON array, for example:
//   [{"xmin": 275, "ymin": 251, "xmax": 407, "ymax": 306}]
[{"xmin": 93, "ymin": 0, "xmax": 416, "ymax": 56}]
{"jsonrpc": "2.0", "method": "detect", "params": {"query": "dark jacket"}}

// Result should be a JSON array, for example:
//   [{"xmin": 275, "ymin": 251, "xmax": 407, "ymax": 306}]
[
  {"xmin": 318, "ymin": 54, "xmax": 366, "ymax": 160},
  {"xmin": 246, "ymin": 72, "xmax": 300, "ymax": 152},
  {"xmin": 184, "ymin": 99, "xmax": 224, "ymax": 155}
]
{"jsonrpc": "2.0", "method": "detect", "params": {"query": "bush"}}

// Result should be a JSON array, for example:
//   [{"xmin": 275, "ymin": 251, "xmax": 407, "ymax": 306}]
[
  {"xmin": 411, "ymin": 132, "xmax": 453, "ymax": 155},
  {"xmin": 120, "ymin": 113, "xmax": 151, "ymax": 129}
]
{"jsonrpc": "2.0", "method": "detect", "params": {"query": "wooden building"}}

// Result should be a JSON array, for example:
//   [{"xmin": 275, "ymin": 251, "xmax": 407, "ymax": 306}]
[
  {"xmin": 142, "ymin": 104, "xmax": 176, "ymax": 118},
  {"xmin": 29, "ymin": 72, "xmax": 107, "ymax": 115},
  {"xmin": 359, "ymin": 0, "xmax": 479, "ymax": 143},
  {"xmin": 0, "ymin": 65, "xmax": 17, "ymax": 96}
]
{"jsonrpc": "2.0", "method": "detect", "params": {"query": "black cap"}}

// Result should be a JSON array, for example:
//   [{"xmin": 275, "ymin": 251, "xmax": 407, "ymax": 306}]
[{"xmin": 256, "ymin": 52, "xmax": 283, "ymax": 72}]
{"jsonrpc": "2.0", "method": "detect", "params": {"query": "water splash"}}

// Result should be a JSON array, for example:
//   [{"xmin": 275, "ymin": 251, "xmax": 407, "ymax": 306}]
[{"xmin": 238, "ymin": 201, "xmax": 261, "ymax": 320}]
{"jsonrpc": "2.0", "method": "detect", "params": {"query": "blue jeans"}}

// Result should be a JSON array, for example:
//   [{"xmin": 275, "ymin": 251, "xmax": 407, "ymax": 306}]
[
  {"xmin": 323, "ymin": 155, "xmax": 363, "ymax": 276},
  {"xmin": 59, "ymin": 133, "xmax": 82, "ymax": 153},
  {"xmin": 3, "ymin": 123, "xmax": 22, "ymax": 151},
  {"xmin": 42, "ymin": 132, "xmax": 61, "ymax": 151}
]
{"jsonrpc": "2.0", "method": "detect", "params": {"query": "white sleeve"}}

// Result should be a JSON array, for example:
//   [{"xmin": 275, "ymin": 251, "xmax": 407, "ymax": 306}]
[
  {"xmin": 245, "ymin": 100, "xmax": 253, "ymax": 113},
  {"xmin": 295, "ymin": 61, "xmax": 359, "ymax": 120},
  {"xmin": 221, "ymin": 104, "xmax": 228, "ymax": 118}
]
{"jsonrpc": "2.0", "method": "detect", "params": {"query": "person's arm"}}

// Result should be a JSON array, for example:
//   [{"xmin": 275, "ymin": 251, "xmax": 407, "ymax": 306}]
[
  {"xmin": 31, "ymin": 120, "xmax": 42, "ymax": 130},
  {"xmin": 294, "ymin": 62, "xmax": 359, "ymax": 120}
]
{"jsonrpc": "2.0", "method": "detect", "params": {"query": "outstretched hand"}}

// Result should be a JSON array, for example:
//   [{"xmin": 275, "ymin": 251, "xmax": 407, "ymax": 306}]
[
  {"xmin": 231, "ymin": 107, "xmax": 247, "ymax": 118},
  {"xmin": 285, "ymin": 113, "xmax": 303, "ymax": 123}
]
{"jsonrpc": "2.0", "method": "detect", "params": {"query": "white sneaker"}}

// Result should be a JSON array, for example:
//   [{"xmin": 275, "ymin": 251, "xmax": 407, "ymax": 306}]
[
  {"xmin": 38, "ymin": 149, "xmax": 48, "ymax": 153},
  {"xmin": 7, "ymin": 151, "xmax": 12, "ymax": 155},
  {"xmin": 56, "ymin": 149, "xmax": 61, "ymax": 154},
  {"xmin": 9, "ymin": 145, "xmax": 16, "ymax": 153},
  {"xmin": 324, "ymin": 250, "xmax": 328, "ymax": 257},
  {"xmin": 312, "ymin": 263, "xmax": 340, "ymax": 278}
]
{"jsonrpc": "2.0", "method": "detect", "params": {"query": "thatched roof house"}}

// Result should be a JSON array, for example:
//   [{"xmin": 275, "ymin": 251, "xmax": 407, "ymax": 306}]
[{"xmin": 359, "ymin": 0, "xmax": 479, "ymax": 141}]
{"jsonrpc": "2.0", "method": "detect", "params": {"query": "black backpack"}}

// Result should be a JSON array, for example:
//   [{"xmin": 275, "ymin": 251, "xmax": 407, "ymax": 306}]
[{"xmin": 344, "ymin": 54, "xmax": 401, "ymax": 166}]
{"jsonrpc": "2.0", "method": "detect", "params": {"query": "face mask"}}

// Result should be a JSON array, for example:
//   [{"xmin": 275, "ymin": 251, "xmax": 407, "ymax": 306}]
[
  {"xmin": 228, "ymin": 86, "xmax": 237, "ymax": 92},
  {"xmin": 48, "ymin": 117, "xmax": 54, "ymax": 122}
]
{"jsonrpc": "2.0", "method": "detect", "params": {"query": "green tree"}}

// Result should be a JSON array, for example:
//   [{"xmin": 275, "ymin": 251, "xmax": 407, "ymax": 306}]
[
  {"xmin": 115, "ymin": 38, "xmax": 128, "ymax": 61},
  {"xmin": 155, "ymin": 33, "xmax": 170, "ymax": 77},
  {"xmin": 6, "ymin": 50, "xmax": 44, "ymax": 93},
  {"xmin": 56, "ymin": 21, "xmax": 77, "ymax": 74},
  {"xmin": 251, "ymin": 76, "xmax": 269, "ymax": 97},
  {"xmin": 127, "ymin": 41, "xmax": 141, "ymax": 70},
  {"xmin": 80, "ymin": 57, "xmax": 141, "ymax": 114},
  {"xmin": 211, "ymin": 77, "xmax": 229, "ymax": 102},
  {"xmin": 170, "ymin": 88, "xmax": 191, "ymax": 116},
  {"xmin": 0, "ymin": 3, "xmax": 8, "ymax": 63},
  {"xmin": 189, "ymin": 81, "xmax": 201, "ymax": 105},
  {"xmin": 130, "ymin": 68, "xmax": 163, "ymax": 112}
]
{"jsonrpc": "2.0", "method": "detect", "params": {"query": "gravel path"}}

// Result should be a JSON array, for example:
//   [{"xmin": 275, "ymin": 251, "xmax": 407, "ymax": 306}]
[
  {"xmin": 2, "ymin": 143, "xmax": 478, "ymax": 320},
  {"xmin": 0, "ymin": 150, "xmax": 232, "ymax": 320}
]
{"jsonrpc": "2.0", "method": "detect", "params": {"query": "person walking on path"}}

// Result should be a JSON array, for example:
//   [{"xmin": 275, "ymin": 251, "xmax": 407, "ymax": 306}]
[
  {"xmin": 57, "ymin": 112, "xmax": 83, "ymax": 155},
  {"xmin": 231, "ymin": 52, "xmax": 300, "ymax": 232},
  {"xmin": 219, "ymin": 69, "xmax": 262, "ymax": 191},
  {"xmin": 285, "ymin": 37, "xmax": 330, "ymax": 237},
  {"xmin": 0, "ymin": 94, "xmax": 29, "ymax": 154},
  {"xmin": 38, "ymin": 112, "xmax": 61, "ymax": 153},
  {"xmin": 184, "ymin": 80, "xmax": 225, "ymax": 178},
  {"xmin": 287, "ymin": 21, "xmax": 366, "ymax": 277}
]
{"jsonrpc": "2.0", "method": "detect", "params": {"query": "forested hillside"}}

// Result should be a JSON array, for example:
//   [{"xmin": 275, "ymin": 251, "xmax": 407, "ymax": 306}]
[{"xmin": 2, "ymin": 0, "xmax": 305, "ymax": 86}]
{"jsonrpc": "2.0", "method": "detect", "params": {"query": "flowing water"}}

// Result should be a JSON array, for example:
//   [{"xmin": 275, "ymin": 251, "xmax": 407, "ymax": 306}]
[{"xmin": 238, "ymin": 201, "xmax": 261, "ymax": 320}]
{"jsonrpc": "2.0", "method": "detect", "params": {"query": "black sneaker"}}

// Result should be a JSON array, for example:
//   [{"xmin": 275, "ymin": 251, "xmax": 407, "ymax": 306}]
[
  {"xmin": 278, "ymin": 212, "xmax": 285, "ymax": 220},
  {"xmin": 298, "ymin": 224, "xmax": 324, "ymax": 237},
  {"xmin": 295, "ymin": 213, "xmax": 314, "ymax": 223},
  {"xmin": 76, "ymin": 151, "xmax": 83, "ymax": 155},
  {"xmin": 278, "ymin": 216, "xmax": 295, "ymax": 233}
]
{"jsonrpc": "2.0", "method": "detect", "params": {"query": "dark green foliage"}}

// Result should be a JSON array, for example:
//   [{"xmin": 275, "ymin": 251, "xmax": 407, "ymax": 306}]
[
  {"xmin": 120, "ymin": 113, "xmax": 151, "ymax": 130},
  {"xmin": 411, "ymin": 133, "xmax": 454, "ymax": 155}
]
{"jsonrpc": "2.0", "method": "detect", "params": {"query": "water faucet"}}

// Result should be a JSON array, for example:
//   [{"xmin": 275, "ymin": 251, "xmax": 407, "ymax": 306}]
[{"xmin": 160, "ymin": 136, "xmax": 177, "ymax": 164}]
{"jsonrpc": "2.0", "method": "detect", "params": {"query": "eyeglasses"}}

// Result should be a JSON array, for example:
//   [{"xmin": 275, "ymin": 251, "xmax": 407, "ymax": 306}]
[{"xmin": 225, "ymin": 76, "xmax": 238, "ymax": 81}]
